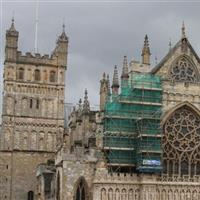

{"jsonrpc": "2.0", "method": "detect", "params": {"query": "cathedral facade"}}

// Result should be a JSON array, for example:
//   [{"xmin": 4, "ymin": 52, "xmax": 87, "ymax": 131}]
[{"xmin": 1, "ymin": 19, "xmax": 200, "ymax": 200}]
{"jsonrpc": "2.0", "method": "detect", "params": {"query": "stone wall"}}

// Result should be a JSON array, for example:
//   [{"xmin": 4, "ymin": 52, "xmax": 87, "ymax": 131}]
[
  {"xmin": 93, "ymin": 172, "xmax": 200, "ymax": 200},
  {"xmin": 0, "ymin": 153, "xmax": 11, "ymax": 200},
  {"xmin": 0, "ymin": 151, "xmax": 54, "ymax": 200}
]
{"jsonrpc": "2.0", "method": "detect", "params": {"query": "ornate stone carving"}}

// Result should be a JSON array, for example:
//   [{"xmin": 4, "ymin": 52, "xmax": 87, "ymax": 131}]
[
  {"xmin": 163, "ymin": 105, "xmax": 200, "ymax": 176},
  {"xmin": 169, "ymin": 57, "xmax": 198, "ymax": 82}
]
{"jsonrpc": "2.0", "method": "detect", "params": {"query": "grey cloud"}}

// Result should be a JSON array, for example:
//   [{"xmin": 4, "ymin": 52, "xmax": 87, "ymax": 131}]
[{"xmin": 1, "ymin": 1, "xmax": 200, "ymax": 113}]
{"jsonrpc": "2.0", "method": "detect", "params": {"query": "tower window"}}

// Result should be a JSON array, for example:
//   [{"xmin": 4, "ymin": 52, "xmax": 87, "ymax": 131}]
[
  {"xmin": 18, "ymin": 68, "xmax": 24, "ymax": 80},
  {"xmin": 36, "ymin": 99, "xmax": 39, "ymax": 109},
  {"xmin": 28, "ymin": 191, "xmax": 34, "ymax": 200},
  {"xmin": 34, "ymin": 69, "xmax": 40, "ymax": 81},
  {"xmin": 30, "ymin": 99, "xmax": 33, "ymax": 108},
  {"xmin": 50, "ymin": 71, "xmax": 56, "ymax": 82}
]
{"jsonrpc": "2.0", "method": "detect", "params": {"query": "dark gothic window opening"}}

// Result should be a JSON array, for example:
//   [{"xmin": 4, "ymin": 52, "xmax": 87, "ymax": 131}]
[
  {"xmin": 75, "ymin": 179, "xmax": 86, "ymax": 200},
  {"xmin": 36, "ymin": 99, "xmax": 39, "ymax": 109},
  {"xmin": 28, "ymin": 191, "xmax": 34, "ymax": 200},
  {"xmin": 30, "ymin": 99, "xmax": 33, "ymax": 109}
]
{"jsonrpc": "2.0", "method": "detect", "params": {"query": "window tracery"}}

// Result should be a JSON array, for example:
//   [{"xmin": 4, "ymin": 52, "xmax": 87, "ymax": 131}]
[
  {"xmin": 163, "ymin": 106, "xmax": 200, "ymax": 177},
  {"xmin": 169, "ymin": 57, "xmax": 198, "ymax": 82},
  {"xmin": 75, "ymin": 178, "xmax": 88, "ymax": 200}
]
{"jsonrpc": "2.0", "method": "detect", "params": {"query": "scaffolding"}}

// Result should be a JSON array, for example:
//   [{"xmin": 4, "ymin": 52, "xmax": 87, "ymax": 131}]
[{"xmin": 103, "ymin": 73, "xmax": 162, "ymax": 173}]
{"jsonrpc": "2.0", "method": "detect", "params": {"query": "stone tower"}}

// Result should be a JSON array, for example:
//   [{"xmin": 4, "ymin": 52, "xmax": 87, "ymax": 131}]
[{"xmin": 0, "ymin": 19, "xmax": 68, "ymax": 200}]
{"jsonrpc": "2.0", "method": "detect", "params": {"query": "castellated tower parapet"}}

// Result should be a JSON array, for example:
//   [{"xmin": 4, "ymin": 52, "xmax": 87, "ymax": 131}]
[{"xmin": 5, "ymin": 21, "xmax": 68, "ymax": 69}]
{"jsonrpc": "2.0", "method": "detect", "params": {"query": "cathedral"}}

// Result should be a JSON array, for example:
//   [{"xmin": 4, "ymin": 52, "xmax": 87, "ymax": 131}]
[{"xmin": 1, "ymin": 18, "xmax": 200, "ymax": 200}]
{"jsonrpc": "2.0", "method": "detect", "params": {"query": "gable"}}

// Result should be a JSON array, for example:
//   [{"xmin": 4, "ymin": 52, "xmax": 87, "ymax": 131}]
[{"xmin": 151, "ymin": 38, "xmax": 200, "ymax": 82}]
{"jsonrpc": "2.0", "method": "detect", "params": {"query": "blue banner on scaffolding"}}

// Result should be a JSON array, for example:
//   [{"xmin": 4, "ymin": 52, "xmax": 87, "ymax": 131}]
[{"xmin": 143, "ymin": 159, "xmax": 161, "ymax": 166}]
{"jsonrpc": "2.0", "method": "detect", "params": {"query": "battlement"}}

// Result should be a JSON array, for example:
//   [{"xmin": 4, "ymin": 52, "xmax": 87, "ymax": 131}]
[
  {"xmin": 94, "ymin": 170, "xmax": 159, "ymax": 183},
  {"xmin": 16, "ymin": 51, "xmax": 59, "ymax": 66},
  {"xmin": 5, "ymin": 20, "xmax": 68, "ymax": 67},
  {"xmin": 94, "ymin": 171, "xmax": 200, "ymax": 184},
  {"xmin": 158, "ymin": 174, "xmax": 200, "ymax": 183}
]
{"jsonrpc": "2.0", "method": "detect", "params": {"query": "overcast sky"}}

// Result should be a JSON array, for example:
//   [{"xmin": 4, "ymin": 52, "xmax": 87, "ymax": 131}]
[{"xmin": 1, "ymin": 0, "xmax": 200, "ymax": 113}]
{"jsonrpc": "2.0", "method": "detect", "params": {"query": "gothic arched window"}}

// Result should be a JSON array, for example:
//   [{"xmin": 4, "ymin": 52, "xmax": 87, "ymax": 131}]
[
  {"xmin": 50, "ymin": 71, "xmax": 56, "ymax": 82},
  {"xmin": 163, "ymin": 105, "xmax": 200, "ymax": 177},
  {"xmin": 18, "ymin": 68, "xmax": 24, "ymax": 80},
  {"xmin": 34, "ymin": 69, "xmax": 40, "ymax": 81},
  {"xmin": 36, "ymin": 99, "xmax": 39, "ymax": 109},
  {"xmin": 27, "ymin": 191, "xmax": 34, "ymax": 200},
  {"xmin": 169, "ymin": 57, "xmax": 198, "ymax": 82},
  {"xmin": 30, "ymin": 99, "xmax": 33, "ymax": 109},
  {"xmin": 75, "ymin": 178, "xmax": 88, "ymax": 200}
]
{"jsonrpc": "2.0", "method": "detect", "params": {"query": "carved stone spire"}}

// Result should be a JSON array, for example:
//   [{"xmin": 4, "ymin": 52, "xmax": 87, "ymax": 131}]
[
  {"xmin": 7, "ymin": 16, "xmax": 18, "ymax": 36},
  {"xmin": 121, "ymin": 56, "xmax": 129, "ymax": 80},
  {"xmin": 100, "ymin": 72, "xmax": 108, "ymax": 111},
  {"xmin": 10, "ymin": 16, "xmax": 16, "ymax": 32},
  {"xmin": 62, "ymin": 22, "xmax": 65, "ymax": 32},
  {"xmin": 75, "ymin": 98, "xmax": 82, "ymax": 122},
  {"xmin": 58, "ymin": 22, "xmax": 68, "ymax": 41},
  {"xmin": 181, "ymin": 21, "xmax": 188, "ymax": 52},
  {"xmin": 112, "ymin": 65, "xmax": 119, "ymax": 87},
  {"xmin": 78, "ymin": 98, "xmax": 82, "ymax": 113},
  {"xmin": 103, "ymin": 72, "xmax": 106, "ymax": 80},
  {"xmin": 83, "ymin": 89, "xmax": 90, "ymax": 114},
  {"xmin": 182, "ymin": 21, "xmax": 186, "ymax": 39},
  {"xmin": 52, "ymin": 22, "xmax": 69, "ymax": 67},
  {"xmin": 111, "ymin": 65, "xmax": 119, "ymax": 95},
  {"xmin": 107, "ymin": 74, "xmax": 111, "ymax": 95},
  {"xmin": 141, "ymin": 34, "xmax": 151, "ymax": 65},
  {"xmin": 100, "ymin": 72, "xmax": 107, "ymax": 93},
  {"xmin": 169, "ymin": 38, "xmax": 172, "ymax": 51}
]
